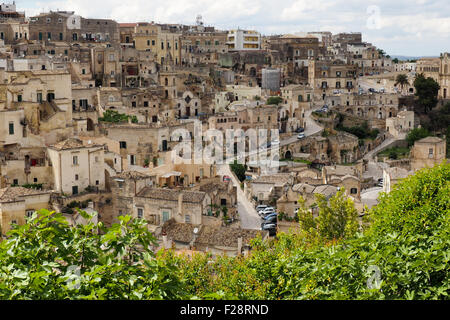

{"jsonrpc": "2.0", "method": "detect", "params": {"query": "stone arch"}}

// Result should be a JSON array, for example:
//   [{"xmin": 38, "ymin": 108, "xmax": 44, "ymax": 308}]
[{"xmin": 284, "ymin": 150, "xmax": 292, "ymax": 159}]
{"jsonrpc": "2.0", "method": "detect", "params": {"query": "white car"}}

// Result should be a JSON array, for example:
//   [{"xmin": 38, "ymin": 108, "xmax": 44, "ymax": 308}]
[
  {"xmin": 256, "ymin": 204, "xmax": 268, "ymax": 212},
  {"xmin": 297, "ymin": 133, "xmax": 305, "ymax": 139},
  {"xmin": 258, "ymin": 207, "xmax": 275, "ymax": 216}
]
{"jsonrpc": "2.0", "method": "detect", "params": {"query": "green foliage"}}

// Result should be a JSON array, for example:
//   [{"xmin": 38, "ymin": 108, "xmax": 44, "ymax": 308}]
[
  {"xmin": 21, "ymin": 183, "xmax": 43, "ymax": 190},
  {"xmin": 1, "ymin": 165, "xmax": 449, "ymax": 300},
  {"xmin": 229, "ymin": 160, "xmax": 247, "ymax": 182},
  {"xmin": 414, "ymin": 74, "xmax": 440, "ymax": 114},
  {"xmin": 266, "ymin": 96, "xmax": 283, "ymax": 105},
  {"xmin": 297, "ymin": 189, "xmax": 360, "ymax": 245},
  {"xmin": 378, "ymin": 147, "xmax": 410, "ymax": 160},
  {"xmin": 0, "ymin": 210, "xmax": 185, "ymax": 299},
  {"xmin": 395, "ymin": 74, "xmax": 409, "ymax": 90},
  {"xmin": 337, "ymin": 120, "xmax": 379, "ymax": 140},
  {"xmin": 406, "ymin": 127, "xmax": 431, "ymax": 147},
  {"xmin": 99, "ymin": 110, "xmax": 138, "ymax": 124}
]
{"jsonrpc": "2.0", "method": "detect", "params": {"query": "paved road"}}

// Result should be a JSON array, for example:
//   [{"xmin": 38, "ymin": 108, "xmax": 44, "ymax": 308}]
[
  {"xmin": 217, "ymin": 163, "xmax": 261, "ymax": 230},
  {"xmin": 280, "ymin": 109, "xmax": 324, "ymax": 147},
  {"xmin": 218, "ymin": 108, "xmax": 324, "ymax": 230},
  {"xmin": 361, "ymin": 187, "xmax": 383, "ymax": 209}
]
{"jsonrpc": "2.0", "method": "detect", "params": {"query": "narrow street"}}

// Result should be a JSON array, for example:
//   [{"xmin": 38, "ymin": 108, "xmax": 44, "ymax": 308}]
[
  {"xmin": 217, "ymin": 164, "xmax": 261, "ymax": 230},
  {"xmin": 218, "ymin": 108, "xmax": 325, "ymax": 230}
]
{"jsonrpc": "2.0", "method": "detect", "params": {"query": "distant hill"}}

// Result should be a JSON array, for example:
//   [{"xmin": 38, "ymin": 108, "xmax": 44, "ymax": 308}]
[{"xmin": 391, "ymin": 55, "xmax": 439, "ymax": 61}]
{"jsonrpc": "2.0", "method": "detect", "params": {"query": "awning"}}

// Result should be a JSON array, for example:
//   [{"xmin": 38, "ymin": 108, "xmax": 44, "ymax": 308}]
[{"xmin": 160, "ymin": 171, "xmax": 182, "ymax": 178}]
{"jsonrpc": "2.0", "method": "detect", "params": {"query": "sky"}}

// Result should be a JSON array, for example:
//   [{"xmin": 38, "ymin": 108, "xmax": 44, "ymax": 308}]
[{"xmin": 15, "ymin": 0, "xmax": 450, "ymax": 57}]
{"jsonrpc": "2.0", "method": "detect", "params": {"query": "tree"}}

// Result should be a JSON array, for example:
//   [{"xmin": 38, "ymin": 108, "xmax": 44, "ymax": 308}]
[
  {"xmin": 297, "ymin": 189, "xmax": 359, "ymax": 244},
  {"xmin": 229, "ymin": 160, "xmax": 247, "ymax": 182},
  {"xmin": 0, "ymin": 210, "xmax": 185, "ymax": 299},
  {"xmin": 392, "ymin": 58, "xmax": 399, "ymax": 64},
  {"xmin": 406, "ymin": 127, "xmax": 430, "ymax": 147},
  {"xmin": 266, "ymin": 96, "xmax": 283, "ymax": 105},
  {"xmin": 413, "ymin": 73, "xmax": 440, "ymax": 114},
  {"xmin": 395, "ymin": 74, "xmax": 409, "ymax": 93}
]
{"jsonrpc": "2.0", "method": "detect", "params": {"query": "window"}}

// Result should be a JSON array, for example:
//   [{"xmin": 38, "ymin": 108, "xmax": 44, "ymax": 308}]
[
  {"xmin": 350, "ymin": 188, "xmax": 358, "ymax": 194},
  {"xmin": 47, "ymin": 18, "xmax": 51, "ymax": 23},
  {"xmin": 129, "ymin": 155, "xmax": 136, "ymax": 165},
  {"xmin": 26, "ymin": 210, "xmax": 35, "ymax": 218},
  {"xmin": 185, "ymin": 214, "xmax": 191, "ymax": 223},
  {"xmin": 152, "ymin": 40, "xmax": 155, "ymax": 45},
  {"xmin": 75, "ymin": 174, "xmax": 79, "ymax": 181},
  {"xmin": 33, "ymin": 178, "xmax": 37, "ymax": 183},
  {"xmin": 137, "ymin": 208, "xmax": 143, "ymax": 219},
  {"xmin": 73, "ymin": 156, "xmax": 78, "ymax": 165},
  {"xmin": 47, "ymin": 32, "xmax": 51, "ymax": 40},
  {"xmin": 162, "ymin": 211, "xmax": 170, "ymax": 223},
  {"xmin": 95, "ymin": 180, "xmax": 99, "ymax": 185},
  {"xmin": 109, "ymin": 54, "xmax": 115, "ymax": 61},
  {"xmin": 429, "ymin": 148, "xmax": 434, "ymax": 157},
  {"xmin": 119, "ymin": 141, "xmax": 127, "ymax": 149},
  {"xmin": 9, "ymin": 122, "xmax": 14, "ymax": 135},
  {"xmin": 17, "ymin": 94, "xmax": 22, "ymax": 102}
]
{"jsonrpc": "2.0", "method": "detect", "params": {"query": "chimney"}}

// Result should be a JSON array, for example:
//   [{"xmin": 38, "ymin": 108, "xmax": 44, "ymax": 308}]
[{"xmin": 178, "ymin": 192, "xmax": 183, "ymax": 216}]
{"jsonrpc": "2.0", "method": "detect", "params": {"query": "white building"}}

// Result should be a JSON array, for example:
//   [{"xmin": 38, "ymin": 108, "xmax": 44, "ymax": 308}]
[
  {"xmin": 47, "ymin": 138, "xmax": 106, "ymax": 195},
  {"xmin": 227, "ymin": 29, "xmax": 261, "ymax": 51}
]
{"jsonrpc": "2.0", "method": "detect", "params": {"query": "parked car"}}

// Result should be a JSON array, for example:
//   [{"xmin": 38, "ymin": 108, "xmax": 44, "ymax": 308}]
[
  {"xmin": 271, "ymin": 138, "xmax": 280, "ymax": 145},
  {"xmin": 263, "ymin": 212, "xmax": 278, "ymax": 220},
  {"xmin": 261, "ymin": 219, "xmax": 277, "ymax": 229},
  {"xmin": 261, "ymin": 223, "xmax": 277, "ymax": 236},
  {"xmin": 258, "ymin": 207, "xmax": 275, "ymax": 216},
  {"xmin": 297, "ymin": 133, "xmax": 305, "ymax": 139},
  {"xmin": 368, "ymin": 88, "xmax": 376, "ymax": 93},
  {"xmin": 295, "ymin": 127, "xmax": 305, "ymax": 133},
  {"xmin": 263, "ymin": 215, "xmax": 277, "ymax": 225},
  {"xmin": 256, "ymin": 204, "xmax": 268, "ymax": 212},
  {"xmin": 223, "ymin": 175, "xmax": 231, "ymax": 182},
  {"xmin": 377, "ymin": 178, "xmax": 383, "ymax": 187}
]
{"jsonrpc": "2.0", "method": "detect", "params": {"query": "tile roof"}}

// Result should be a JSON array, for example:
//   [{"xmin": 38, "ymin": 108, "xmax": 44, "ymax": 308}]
[
  {"xmin": 0, "ymin": 187, "xmax": 49, "ymax": 203},
  {"xmin": 49, "ymin": 138, "xmax": 85, "ymax": 150},
  {"xmin": 252, "ymin": 174, "xmax": 293, "ymax": 185},
  {"xmin": 162, "ymin": 219, "xmax": 266, "ymax": 247},
  {"xmin": 136, "ymin": 187, "xmax": 206, "ymax": 203},
  {"xmin": 113, "ymin": 171, "xmax": 152, "ymax": 180},
  {"xmin": 416, "ymin": 136, "xmax": 443, "ymax": 144}
]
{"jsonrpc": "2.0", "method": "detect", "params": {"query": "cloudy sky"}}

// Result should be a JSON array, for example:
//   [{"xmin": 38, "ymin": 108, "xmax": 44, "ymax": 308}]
[{"xmin": 17, "ymin": 0, "xmax": 450, "ymax": 57}]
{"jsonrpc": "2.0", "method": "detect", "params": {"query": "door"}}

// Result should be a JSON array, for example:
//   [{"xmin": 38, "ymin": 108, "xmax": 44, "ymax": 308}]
[{"xmin": 162, "ymin": 211, "xmax": 170, "ymax": 223}]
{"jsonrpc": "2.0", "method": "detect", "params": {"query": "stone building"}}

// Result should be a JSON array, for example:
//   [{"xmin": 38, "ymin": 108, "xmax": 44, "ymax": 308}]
[
  {"xmin": 47, "ymin": 138, "xmax": 106, "ymax": 195},
  {"xmin": 29, "ymin": 11, "xmax": 119, "ymax": 44},
  {"xmin": 133, "ymin": 187, "xmax": 211, "ymax": 229},
  {"xmin": 0, "ymin": 186, "xmax": 51, "ymax": 235},
  {"xmin": 410, "ymin": 136, "xmax": 446, "ymax": 172}
]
